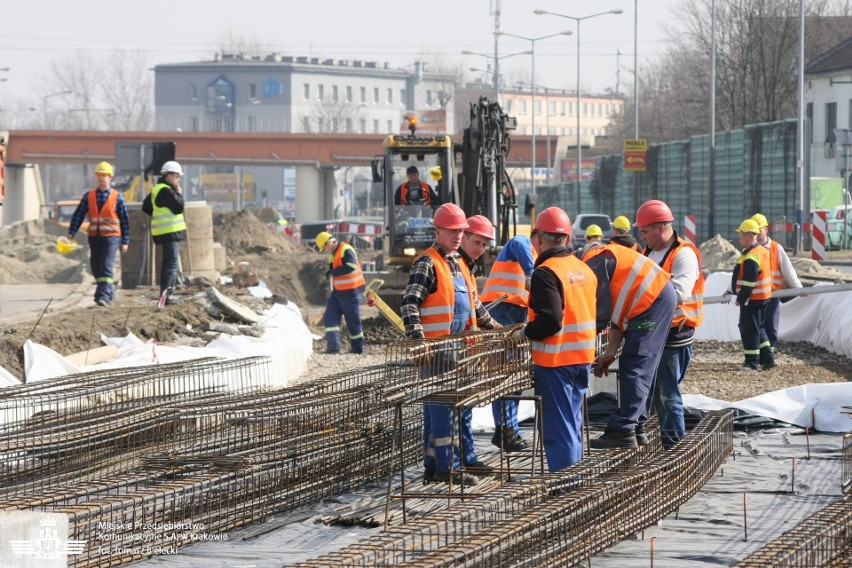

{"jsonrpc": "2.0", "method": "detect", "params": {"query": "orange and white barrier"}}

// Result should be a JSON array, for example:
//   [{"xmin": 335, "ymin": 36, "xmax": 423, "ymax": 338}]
[
  {"xmin": 684, "ymin": 214, "xmax": 697, "ymax": 244},
  {"xmin": 811, "ymin": 210, "xmax": 827, "ymax": 261}
]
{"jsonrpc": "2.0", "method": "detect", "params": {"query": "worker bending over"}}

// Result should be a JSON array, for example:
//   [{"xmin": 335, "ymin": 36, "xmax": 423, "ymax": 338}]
[
  {"xmin": 315, "ymin": 231, "xmax": 366, "ymax": 354},
  {"xmin": 401, "ymin": 204, "xmax": 499, "ymax": 486},
  {"xmin": 731, "ymin": 219, "xmax": 775, "ymax": 371},
  {"xmin": 636, "ymin": 200, "xmax": 704, "ymax": 448}
]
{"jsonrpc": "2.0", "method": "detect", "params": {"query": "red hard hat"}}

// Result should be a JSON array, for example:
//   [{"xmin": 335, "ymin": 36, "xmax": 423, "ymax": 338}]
[
  {"xmin": 535, "ymin": 207, "xmax": 572, "ymax": 235},
  {"xmin": 465, "ymin": 215, "xmax": 494, "ymax": 239},
  {"xmin": 634, "ymin": 199, "xmax": 674, "ymax": 227},
  {"xmin": 432, "ymin": 203, "xmax": 469, "ymax": 230}
]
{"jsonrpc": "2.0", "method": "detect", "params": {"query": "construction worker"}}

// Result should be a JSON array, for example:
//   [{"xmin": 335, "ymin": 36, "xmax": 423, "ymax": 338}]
[
  {"xmin": 315, "ymin": 231, "xmax": 366, "ymax": 354},
  {"xmin": 142, "ymin": 161, "xmax": 186, "ymax": 306},
  {"xmin": 752, "ymin": 213, "xmax": 803, "ymax": 352},
  {"xmin": 66, "ymin": 161, "xmax": 130, "ymax": 307},
  {"xmin": 480, "ymin": 231, "xmax": 537, "ymax": 453},
  {"xmin": 456, "ymin": 214, "xmax": 496, "ymax": 472},
  {"xmin": 611, "ymin": 215, "xmax": 641, "ymax": 252},
  {"xmin": 731, "ymin": 219, "xmax": 775, "ymax": 371},
  {"xmin": 577, "ymin": 224, "xmax": 604, "ymax": 259},
  {"xmin": 394, "ymin": 165, "xmax": 440, "ymax": 206},
  {"xmin": 513, "ymin": 207, "xmax": 597, "ymax": 470},
  {"xmin": 583, "ymin": 243, "xmax": 677, "ymax": 449},
  {"xmin": 636, "ymin": 199, "xmax": 704, "ymax": 448},
  {"xmin": 401, "ymin": 203, "xmax": 500, "ymax": 486}
]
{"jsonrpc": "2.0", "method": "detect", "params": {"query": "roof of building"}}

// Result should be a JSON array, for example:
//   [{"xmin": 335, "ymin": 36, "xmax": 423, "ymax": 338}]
[{"xmin": 805, "ymin": 35, "xmax": 852, "ymax": 75}]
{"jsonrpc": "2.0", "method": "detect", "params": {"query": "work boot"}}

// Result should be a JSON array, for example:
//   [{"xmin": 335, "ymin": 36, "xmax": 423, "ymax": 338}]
[
  {"xmin": 463, "ymin": 460, "xmax": 496, "ymax": 476},
  {"xmin": 590, "ymin": 427, "xmax": 638, "ymax": 449},
  {"xmin": 423, "ymin": 466, "xmax": 435, "ymax": 483},
  {"xmin": 635, "ymin": 423, "xmax": 650, "ymax": 446},
  {"xmin": 95, "ymin": 298, "xmax": 110, "ymax": 307},
  {"xmin": 760, "ymin": 359, "xmax": 777, "ymax": 370},
  {"xmin": 491, "ymin": 426, "xmax": 529, "ymax": 452},
  {"xmin": 349, "ymin": 337, "xmax": 365, "ymax": 354},
  {"xmin": 741, "ymin": 361, "xmax": 759, "ymax": 372},
  {"xmin": 431, "ymin": 470, "xmax": 480, "ymax": 487}
]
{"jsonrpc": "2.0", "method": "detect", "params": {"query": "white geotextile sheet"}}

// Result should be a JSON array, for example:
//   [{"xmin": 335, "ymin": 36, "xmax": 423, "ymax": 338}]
[
  {"xmin": 697, "ymin": 272, "xmax": 852, "ymax": 358},
  {"xmin": 19, "ymin": 301, "xmax": 314, "ymax": 388},
  {"xmin": 684, "ymin": 382, "xmax": 851, "ymax": 433}
]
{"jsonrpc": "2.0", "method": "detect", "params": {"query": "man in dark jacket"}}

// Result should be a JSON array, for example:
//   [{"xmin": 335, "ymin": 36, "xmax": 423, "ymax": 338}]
[{"xmin": 142, "ymin": 161, "xmax": 186, "ymax": 306}]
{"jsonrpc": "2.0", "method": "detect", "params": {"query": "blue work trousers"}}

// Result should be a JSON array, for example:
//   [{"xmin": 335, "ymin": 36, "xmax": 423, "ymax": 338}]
[
  {"xmin": 739, "ymin": 302, "xmax": 774, "ymax": 367},
  {"xmin": 488, "ymin": 301, "xmax": 527, "ymax": 434},
  {"xmin": 88, "ymin": 236, "xmax": 120, "ymax": 303},
  {"xmin": 763, "ymin": 297, "xmax": 781, "ymax": 348},
  {"xmin": 323, "ymin": 289, "xmax": 364, "ymax": 353},
  {"xmin": 609, "ymin": 282, "xmax": 676, "ymax": 434},
  {"xmin": 159, "ymin": 240, "xmax": 181, "ymax": 297},
  {"xmin": 534, "ymin": 363, "xmax": 590, "ymax": 472},
  {"xmin": 653, "ymin": 344, "xmax": 692, "ymax": 447}
]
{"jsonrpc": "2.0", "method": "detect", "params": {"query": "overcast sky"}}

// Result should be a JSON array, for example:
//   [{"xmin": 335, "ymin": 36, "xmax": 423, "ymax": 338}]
[{"xmin": 1, "ymin": 0, "xmax": 683, "ymax": 112}]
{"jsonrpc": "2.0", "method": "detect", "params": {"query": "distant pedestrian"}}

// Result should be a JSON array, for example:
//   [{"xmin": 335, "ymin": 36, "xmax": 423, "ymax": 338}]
[
  {"xmin": 66, "ymin": 161, "xmax": 130, "ymax": 307},
  {"xmin": 142, "ymin": 161, "xmax": 186, "ymax": 306},
  {"xmin": 731, "ymin": 219, "xmax": 775, "ymax": 371},
  {"xmin": 315, "ymin": 231, "xmax": 366, "ymax": 354},
  {"xmin": 751, "ymin": 213, "xmax": 803, "ymax": 351}
]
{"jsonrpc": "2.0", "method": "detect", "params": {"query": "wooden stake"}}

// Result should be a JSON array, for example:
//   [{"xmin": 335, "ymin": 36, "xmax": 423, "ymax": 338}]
[
  {"xmin": 650, "ymin": 536, "xmax": 655, "ymax": 568},
  {"xmin": 806, "ymin": 426, "xmax": 811, "ymax": 460},
  {"xmin": 25, "ymin": 298, "xmax": 53, "ymax": 344},
  {"xmin": 743, "ymin": 493, "xmax": 748, "ymax": 542}
]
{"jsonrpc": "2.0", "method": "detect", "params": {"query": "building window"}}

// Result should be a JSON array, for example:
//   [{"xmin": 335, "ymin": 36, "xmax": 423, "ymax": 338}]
[
  {"xmin": 548, "ymin": 101, "xmax": 556, "ymax": 115},
  {"xmin": 534, "ymin": 100, "xmax": 541, "ymax": 115},
  {"xmin": 332, "ymin": 117, "xmax": 339, "ymax": 131},
  {"xmin": 561, "ymin": 101, "xmax": 566, "ymax": 115},
  {"xmin": 806, "ymin": 102, "xmax": 813, "ymax": 143},
  {"xmin": 373, "ymin": 119, "xmax": 379, "ymax": 133},
  {"xmin": 303, "ymin": 83, "xmax": 310, "ymax": 100},
  {"xmin": 247, "ymin": 116, "xmax": 256, "ymax": 132},
  {"xmin": 387, "ymin": 88, "xmax": 393, "ymax": 104},
  {"xmin": 317, "ymin": 117, "xmax": 324, "ymax": 132},
  {"xmin": 360, "ymin": 86, "xmax": 366, "ymax": 103},
  {"xmin": 505, "ymin": 99, "xmax": 512, "ymax": 113},
  {"xmin": 519, "ymin": 100, "xmax": 527, "ymax": 114},
  {"xmin": 302, "ymin": 116, "xmax": 311, "ymax": 132},
  {"xmin": 346, "ymin": 86, "xmax": 352, "ymax": 103},
  {"xmin": 400, "ymin": 89, "xmax": 405, "ymax": 105},
  {"xmin": 387, "ymin": 119, "xmax": 393, "ymax": 132},
  {"xmin": 249, "ymin": 83, "xmax": 257, "ymax": 99},
  {"xmin": 332, "ymin": 85, "xmax": 339, "ymax": 102},
  {"xmin": 346, "ymin": 118, "xmax": 352, "ymax": 132},
  {"xmin": 360, "ymin": 118, "xmax": 366, "ymax": 134},
  {"xmin": 427, "ymin": 90, "xmax": 433, "ymax": 105},
  {"xmin": 190, "ymin": 84, "xmax": 198, "ymax": 100},
  {"xmin": 568, "ymin": 102, "xmax": 573, "ymax": 116},
  {"xmin": 373, "ymin": 87, "xmax": 379, "ymax": 103},
  {"xmin": 583, "ymin": 103, "xmax": 588, "ymax": 116},
  {"xmin": 318, "ymin": 84, "xmax": 324, "ymax": 100},
  {"xmin": 190, "ymin": 116, "xmax": 199, "ymax": 132},
  {"xmin": 826, "ymin": 102, "xmax": 837, "ymax": 143}
]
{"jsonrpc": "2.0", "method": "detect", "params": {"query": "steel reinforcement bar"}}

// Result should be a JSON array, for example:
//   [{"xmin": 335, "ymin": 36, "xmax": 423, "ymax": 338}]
[
  {"xmin": 293, "ymin": 410, "xmax": 733, "ymax": 567},
  {"xmin": 735, "ymin": 494, "xmax": 852, "ymax": 567}
]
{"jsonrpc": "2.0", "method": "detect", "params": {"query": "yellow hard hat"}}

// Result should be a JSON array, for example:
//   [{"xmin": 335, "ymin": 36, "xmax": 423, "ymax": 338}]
[
  {"xmin": 736, "ymin": 219, "xmax": 760, "ymax": 234},
  {"xmin": 751, "ymin": 213, "xmax": 769, "ymax": 229},
  {"xmin": 95, "ymin": 161, "xmax": 114, "ymax": 176},
  {"xmin": 315, "ymin": 231, "xmax": 335, "ymax": 251},
  {"xmin": 585, "ymin": 224, "xmax": 603, "ymax": 238},
  {"xmin": 429, "ymin": 166, "xmax": 442, "ymax": 181},
  {"xmin": 612, "ymin": 215, "xmax": 631, "ymax": 231},
  {"xmin": 56, "ymin": 236, "xmax": 77, "ymax": 254}
]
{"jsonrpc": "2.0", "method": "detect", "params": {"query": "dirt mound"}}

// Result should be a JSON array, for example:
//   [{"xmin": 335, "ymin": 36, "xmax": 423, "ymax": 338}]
[
  {"xmin": 0, "ymin": 219, "xmax": 87, "ymax": 284},
  {"xmin": 213, "ymin": 209, "xmax": 302, "ymax": 256},
  {"xmin": 699, "ymin": 234, "xmax": 740, "ymax": 274},
  {"xmin": 0, "ymin": 218, "xmax": 69, "ymax": 239}
]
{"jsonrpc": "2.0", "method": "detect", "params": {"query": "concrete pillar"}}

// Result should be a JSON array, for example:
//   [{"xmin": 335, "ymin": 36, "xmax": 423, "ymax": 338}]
[
  {"xmin": 1, "ymin": 163, "xmax": 44, "ymax": 227},
  {"xmin": 294, "ymin": 165, "xmax": 338, "ymax": 222}
]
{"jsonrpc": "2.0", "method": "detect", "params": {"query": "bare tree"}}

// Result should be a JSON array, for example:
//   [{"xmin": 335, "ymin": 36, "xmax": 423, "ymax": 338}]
[{"xmin": 310, "ymin": 99, "xmax": 367, "ymax": 133}]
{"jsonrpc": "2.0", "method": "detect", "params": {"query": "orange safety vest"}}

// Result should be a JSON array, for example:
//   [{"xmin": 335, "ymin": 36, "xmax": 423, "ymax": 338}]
[
  {"xmin": 583, "ymin": 244, "xmax": 672, "ymax": 331},
  {"xmin": 736, "ymin": 244, "xmax": 772, "ymax": 300},
  {"xmin": 87, "ymin": 189, "xmax": 121, "ymax": 237},
  {"xmin": 527, "ymin": 255, "xmax": 597, "ymax": 367},
  {"xmin": 480, "ymin": 249, "xmax": 538, "ymax": 307},
  {"xmin": 660, "ymin": 238, "xmax": 704, "ymax": 329},
  {"xmin": 331, "ymin": 243, "xmax": 366, "ymax": 291},
  {"xmin": 398, "ymin": 181, "xmax": 433, "ymax": 205},
  {"xmin": 766, "ymin": 239, "xmax": 784, "ymax": 291},
  {"xmin": 418, "ymin": 247, "xmax": 477, "ymax": 337}
]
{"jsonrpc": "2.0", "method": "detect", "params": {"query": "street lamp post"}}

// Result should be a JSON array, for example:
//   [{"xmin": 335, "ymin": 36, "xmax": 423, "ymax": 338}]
[
  {"xmin": 496, "ymin": 31, "xmax": 571, "ymax": 197},
  {"xmin": 42, "ymin": 89, "xmax": 73, "ymax": 129},
  {"xmin": 462, "ymin": 49, "xmax": 532, "ymax": 104},
  {"xmin": 535, "ymin": 8, "xmax": 622, "ymax": 214}
]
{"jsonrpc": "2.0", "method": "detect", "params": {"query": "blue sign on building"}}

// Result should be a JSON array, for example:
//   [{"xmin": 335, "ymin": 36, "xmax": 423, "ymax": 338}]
[{"xmin": 263, "ymin": 78, "xmax": 282, "ymax": 97}]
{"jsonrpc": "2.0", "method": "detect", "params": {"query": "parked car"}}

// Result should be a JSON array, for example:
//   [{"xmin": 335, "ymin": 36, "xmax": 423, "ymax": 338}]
[{"xmin": 571, "ymin": 214, "xmax": 613, "ymax": 249}]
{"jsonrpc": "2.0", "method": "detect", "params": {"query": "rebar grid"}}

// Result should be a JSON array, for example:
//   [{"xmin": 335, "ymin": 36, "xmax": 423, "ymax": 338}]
[
  {"xmin": 382, "ymin": 331, "xmax": 532, "ymax": 406},
  {"xmin": 293, "ymin": 410, "xmax": 733, "ymax": 567},
  {"xmin": 735, "ymin": 494, "xmax": 852, "ymax": 567},
  {"xmin": 843, "ymin": 432, "xmax": 851, "ymax": 495}
]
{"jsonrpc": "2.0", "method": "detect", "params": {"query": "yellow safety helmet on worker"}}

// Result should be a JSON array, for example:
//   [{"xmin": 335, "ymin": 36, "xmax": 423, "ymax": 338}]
[
  {"xmin": 585, "ymin": 224, "xmax": 603, "ymax": 238},
  {"xmin": 612, "ymin": 215, "xmax": 631, "ymax": 232},
  {"xmin": 736, "ymin": 219, "xmax": 760, "ymax": 234},
  {"xmin": 751, "ymin": 213, "xmax": 769, "ymax": 229},
  {"xmin": 95, "ymin": 161, "xmax": 114, "ymax": 176},
  {"xmin": 315, "ymin": 231, "xmax": 336, "ymax": 251}
]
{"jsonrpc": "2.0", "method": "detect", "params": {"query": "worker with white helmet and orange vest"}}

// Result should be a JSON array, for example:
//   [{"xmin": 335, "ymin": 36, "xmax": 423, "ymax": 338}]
[
  {"xmin": 401, "ymin": 203, "xmax": 500, "ymax": 486},
  {"xmin": 751, "ymin": 213, "xmax": 802, "ymax": 353},
  {"xmin": 610, "ymin": 215, "xmax": 641, "ymax": 252},
  {"xmin": 142, "ymin": 161, "xmax": 186, "ymax": 306},
  {"xmin": 66, "ymin": 161, "xmax": 130, "ymax": 307},
  {"xmin": 480, "ymin": 228, "xmax": 538, "ymax": 453},
  {"xmin": 636, "ymin": 199, "xmax": 704, "ymax": 448},
  {"xmin": 732, "ymin": 219, "xmax": 776, "ymax": 371},
  {"xmin": 513, "ymin": 207, "xmax": 597, "ymax": 470},
  {"xmin": 315, "ymin": 231, "xmax": 366, "ymax": 354}
]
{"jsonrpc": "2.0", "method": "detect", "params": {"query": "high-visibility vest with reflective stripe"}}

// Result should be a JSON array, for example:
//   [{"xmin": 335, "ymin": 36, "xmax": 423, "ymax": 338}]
[
  {"xmin": 736, "ymin": 244, "xmax": 772, "ymax": 300},
  {"xmin": 331, "ymin": 242, "xmax": 366, "ymax": 291},
  {"xmin": 480, "ymin": 250, "xmax": 536, "ymax": 307},
  {"xmin": 398, "ymin": 181, "xmax": 433, "ymax": 205},
  {"xmin": 583, "ymin": 244, "xmax": 672, "ymax": 331},
  {"xmin": 150, "ymin": 183, "xmax": 187, "ymax": 236},
  {"xmin": 418, "ymin": 247, "xmax": 477, "ymax": 338},
  {"xmin": 660, "ymin": 238, "xmax": 704, "ymax": 329},
  {"xmin": 527, "ymin": 255, "xmax": 597, "ymax": 367},
  {"xmin": 86, "ymin": 189, "xmax": 120, "ymax": 237},
  {"xmin": 766, "ymin": 239, "xmax": 784, "ymax": 291}
]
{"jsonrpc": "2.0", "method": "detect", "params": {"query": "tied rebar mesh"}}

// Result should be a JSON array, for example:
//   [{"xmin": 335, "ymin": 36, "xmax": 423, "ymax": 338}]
[
  {"xmin": 0, "ymin": 360, "xmax": 421, "ymax": 566},
  {"xmin": 844, "ymin": 428, "xmax": 852, "ymax": 495},
  {"xmin": 294, "ymin": 410, "xmax": 734, "ymax": 567},
  {"xmin": 735, "ymin": 494, "xmax": 852, "ymax": 567}
]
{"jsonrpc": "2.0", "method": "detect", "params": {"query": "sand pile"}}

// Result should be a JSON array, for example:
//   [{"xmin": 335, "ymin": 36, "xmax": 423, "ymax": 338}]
[
  {"xmin": 213, "ymin": 209, "xmax": 302, "ymax": 256},
  {"xmin": 698, "ymin": 234, "xmax": 740, "ymax": 274},
  {"xmin": 0, "ymin": 219, "xmax": 86, "ymax": 284}
]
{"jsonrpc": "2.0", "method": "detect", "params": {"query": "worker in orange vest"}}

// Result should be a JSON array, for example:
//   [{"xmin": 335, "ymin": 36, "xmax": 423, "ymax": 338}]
[
  {"xmin": 394, "ymin": 166, "xmax": 439, "ymax": 205},
  {"xmin": 315, "ymin": 231, "xmax": 366, "ymax": 354},
  {"xmin": 636, "ymin": 200, "xmax": 704, "ymax": 448},
  {"xmin": 513, "ymin": 207, "xmax": 597, "ymax": 470},
  {"xmin": 66, "ymin": 161, "xmax": 130, "ymax": 307},
  {"xmin": 610, "ymin": 215, "xmax": 641, "ymax": 251},
  {"xmin": 583, "ymin": 242, "xmax": 677, "ymax": 449},
  {"xmin": 731, "ymin": 219, "xmax": 775, "ymax": 371},
  {"xmin": 401, "ymin": 204, "xmax": 500, "ymax": 486}
]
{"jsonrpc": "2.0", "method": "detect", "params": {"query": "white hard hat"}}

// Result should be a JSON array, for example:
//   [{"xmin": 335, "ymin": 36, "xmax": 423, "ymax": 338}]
[{"xmin": 161, "ymin": 161, "xmax": 184, "ymax": 175}]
